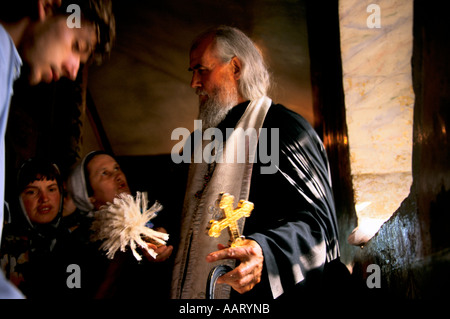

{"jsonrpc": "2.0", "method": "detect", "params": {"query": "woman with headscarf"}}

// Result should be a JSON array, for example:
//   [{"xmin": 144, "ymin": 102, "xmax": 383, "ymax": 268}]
[
  {"xmin": 0, "ymin": 158, "xmax": 69, "ymax": 298},
  {"xmin": 67, "ymin": 150, "xmax": 173, "ymax": 298}
]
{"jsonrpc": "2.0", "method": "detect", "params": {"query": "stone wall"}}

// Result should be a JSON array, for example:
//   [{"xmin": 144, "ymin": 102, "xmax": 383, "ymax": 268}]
[
  {"xmin": 339, "ymin": 0, "xmax": 414, "ymax": 244},
  {"xmin": 350, "ymin": 0, "xmax": 450, "ymax": 299}
]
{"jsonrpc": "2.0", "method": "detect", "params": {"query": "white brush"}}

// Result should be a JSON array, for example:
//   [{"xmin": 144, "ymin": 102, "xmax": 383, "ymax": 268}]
[{"xmin": 91, "ymin": 192, "xmax": 168, "ymax": 261}]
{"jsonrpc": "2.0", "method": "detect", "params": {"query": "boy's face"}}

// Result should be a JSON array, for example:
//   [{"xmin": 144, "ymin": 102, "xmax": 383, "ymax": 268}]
[{"xmin": 20, "ymin": 15, "xmax": 97, "ymax": 85}]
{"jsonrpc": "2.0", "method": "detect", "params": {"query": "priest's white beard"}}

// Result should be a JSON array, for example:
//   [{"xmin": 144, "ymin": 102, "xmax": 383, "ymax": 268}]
[{"xmin": 196, "ymin": 85, "xmax": 238, "ymax": 130}]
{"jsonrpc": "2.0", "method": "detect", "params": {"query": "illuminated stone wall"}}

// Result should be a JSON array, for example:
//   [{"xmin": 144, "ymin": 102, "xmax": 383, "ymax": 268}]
[
  {"xmin": 348, "ymin": 0, "xmax": 450, "ymax": 299},
  {"xmin": 339, "ymin": 0, "xmax": 414, "ymax": 244}
]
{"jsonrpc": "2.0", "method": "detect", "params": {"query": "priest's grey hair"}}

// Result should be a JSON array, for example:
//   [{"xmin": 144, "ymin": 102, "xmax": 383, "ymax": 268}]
[{"xmin": 191, "ymin": 25, "xmax": 271, "ymax": 101}]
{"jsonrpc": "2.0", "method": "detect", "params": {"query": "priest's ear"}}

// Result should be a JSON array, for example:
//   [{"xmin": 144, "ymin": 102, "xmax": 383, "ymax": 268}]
[{"xmin": 231, "ymin": 56, "xmax": 242, "ymax": 81}]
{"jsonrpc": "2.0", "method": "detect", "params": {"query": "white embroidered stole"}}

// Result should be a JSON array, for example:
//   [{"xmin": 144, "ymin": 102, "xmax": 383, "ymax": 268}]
[{"xmin": 171, "ymin": 96, "xmax": 272, "ymax": 299}]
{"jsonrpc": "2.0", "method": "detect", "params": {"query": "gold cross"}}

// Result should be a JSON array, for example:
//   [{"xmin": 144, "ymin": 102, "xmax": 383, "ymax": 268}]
[{"xmin": 208, "ymin": 193, "xmax": 254, "ymax": 247}]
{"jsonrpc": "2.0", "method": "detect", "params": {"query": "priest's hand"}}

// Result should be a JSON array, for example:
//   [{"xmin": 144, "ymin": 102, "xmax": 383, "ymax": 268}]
[{"xmin": 206, "ymin": 239, "xmax": 263, "ymax": 294}]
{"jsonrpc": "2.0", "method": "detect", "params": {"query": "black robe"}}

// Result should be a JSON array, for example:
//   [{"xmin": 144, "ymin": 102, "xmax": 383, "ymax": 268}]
[{"xmin": 212, "ymin": 101, "xmax": 344, "ymax": 300}]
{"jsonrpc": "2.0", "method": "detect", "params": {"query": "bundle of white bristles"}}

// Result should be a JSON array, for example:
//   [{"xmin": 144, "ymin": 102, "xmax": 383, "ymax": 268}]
[{"xmin": 91, "ymin": 191, "xmax": 169, "ymax": 261}]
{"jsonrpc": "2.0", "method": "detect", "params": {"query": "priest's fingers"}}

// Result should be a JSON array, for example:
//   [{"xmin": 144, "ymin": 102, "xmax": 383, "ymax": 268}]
[
  {"xmin": 217, "ymin": 260, "xmax": 263, "ymax": 294},
  {"xmin": 217, "ymin": 243, "xmax": 229, "ymax": 250},
  {"xmin": 206, "ymin": 239, "xmax": 264, "ymax": 294},
  {"xmin": 207, "ymin": 239, "xmax": 263, "ymax": 262}
]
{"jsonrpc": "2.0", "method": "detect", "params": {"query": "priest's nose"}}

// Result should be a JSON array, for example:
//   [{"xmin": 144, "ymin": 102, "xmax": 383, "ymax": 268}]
[{"xmin": 190, "ymin": 72, "xmax": 202, "ymax": 89}]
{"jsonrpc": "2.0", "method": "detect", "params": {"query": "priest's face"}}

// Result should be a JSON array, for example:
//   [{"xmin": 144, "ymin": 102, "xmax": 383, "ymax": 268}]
[
  {"xmin": 87, "ymin": 154, "xmax": 131, "ymax": 210},
  {"xmin": 189, "ymin": 36, "xmax": 241, "ymax": 129}
]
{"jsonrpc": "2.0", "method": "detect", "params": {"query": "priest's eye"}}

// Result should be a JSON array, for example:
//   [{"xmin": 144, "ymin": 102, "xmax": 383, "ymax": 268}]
[{"xmin": 189, "ymin": 67, "xmax": 208, "ymax": 76}]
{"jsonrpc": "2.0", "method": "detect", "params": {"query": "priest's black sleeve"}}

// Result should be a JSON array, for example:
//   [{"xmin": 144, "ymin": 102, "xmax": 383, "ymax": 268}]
[{"xmin": 241, "ymin": 104, "xmax": 340, "ymax": 299}]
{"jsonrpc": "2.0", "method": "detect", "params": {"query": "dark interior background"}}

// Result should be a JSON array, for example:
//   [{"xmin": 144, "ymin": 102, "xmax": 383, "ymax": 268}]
[{"xmin": 5, "ymin": 0, "xmax": 450, "ymax": 299}]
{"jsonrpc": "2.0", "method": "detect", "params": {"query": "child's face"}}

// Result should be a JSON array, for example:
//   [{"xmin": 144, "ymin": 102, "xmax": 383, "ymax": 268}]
[
  {"xmin": 20, "ymin": 15, "xmax": 97, "ymax": 85},
  {"xmin": 21, "ymin": 178, "xmax": 61, "ymax": 224}
]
